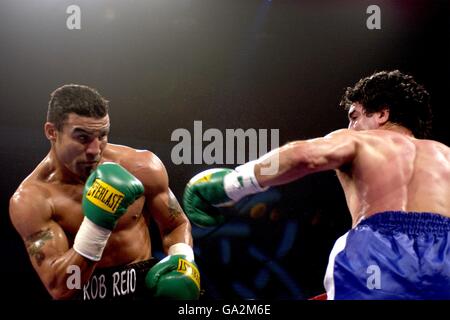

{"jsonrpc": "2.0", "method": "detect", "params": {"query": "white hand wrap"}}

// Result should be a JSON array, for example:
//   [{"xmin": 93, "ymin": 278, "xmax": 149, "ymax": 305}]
[
  {"xmin": 168, "ymin": 243, "xmax": 195, "ymax": 261},
  {"xmin": 73, "ymin": 217, "xmax": 112, "ymax": 261},
  {"xmin": 223, "ymin": 160, "xmax": 269, "ymax": 202}
]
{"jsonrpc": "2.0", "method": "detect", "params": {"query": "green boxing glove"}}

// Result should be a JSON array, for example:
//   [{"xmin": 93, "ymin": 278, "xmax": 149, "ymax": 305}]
[
  {"xmin": 145, "ymin": 243, "xmax": 200, "ymax": 300},
  {"xmin": 74, "ymin": 162, "xmax": 144, "ymax": 261},
  {"xmin": 82, "ymin": 162, "xmax": 144, "ymax": 230},
  {"xmin": 183, "ymin": 168, "xmax": 233, "ymax": 227},
  {"xmin": 183, "ymin": 162, "xmax": 268, "ymax": 228}
]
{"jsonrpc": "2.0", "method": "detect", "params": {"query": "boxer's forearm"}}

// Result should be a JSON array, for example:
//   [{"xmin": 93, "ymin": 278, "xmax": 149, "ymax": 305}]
[
  {"xmin": 161, "ymin": 220, "xmax": 193, "ymax": 254},
  {"xmin": 43, "ymin": 249, "xmax": 97, "ymax": 300}
]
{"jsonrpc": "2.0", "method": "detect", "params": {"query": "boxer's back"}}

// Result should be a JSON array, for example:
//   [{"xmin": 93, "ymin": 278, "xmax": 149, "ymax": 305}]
[
  {"xmin": 338, "ymin": 130, "xmax": 450, "ymax": 225},
  {"xmin": 407, "ymin": 138, "xmax": 450, "ymax": 211}
]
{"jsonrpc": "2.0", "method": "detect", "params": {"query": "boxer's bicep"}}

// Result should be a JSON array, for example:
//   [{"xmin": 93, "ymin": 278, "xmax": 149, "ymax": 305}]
[
  {"xmin": 282, "ymin": 131, "xmax": 355, "ymax": 175},
  {"xmin": 10, "ymin": 187, "xmax": 69, "ymax": 276},
  {"xmin": 24, "ymin": 222, "xmax": 69, "ymax": 270},
  {"xmin": 145, "ymin": 179, "xmax": 192, "ymax": 252},
  {"xmin": 147, "ymin": 186, "xmax": 192, "ymax": 249},
  {"xmin": 137, "ymin": 151, "xmax": 192, "ymax": 251},
  {"xmin": 167, "ymin": 188, "xmax": 186, "ymax": 222},
  {"xmin": 256, "ymin": 130, "xmax": 358, "ymax": 187}
]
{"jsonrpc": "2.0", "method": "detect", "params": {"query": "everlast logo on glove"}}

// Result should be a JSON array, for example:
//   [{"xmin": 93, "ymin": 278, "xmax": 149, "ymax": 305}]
[
  {"xmin": 86, "ymin": 179, "xmax": 125, "ymax": 214},
  {"xmin": 192, "ymin": 172, "xmax": 214, "ymax": 185},
  {"xmin": 177, "ymin": 258, "xmax": 201, "ymax": 289}
]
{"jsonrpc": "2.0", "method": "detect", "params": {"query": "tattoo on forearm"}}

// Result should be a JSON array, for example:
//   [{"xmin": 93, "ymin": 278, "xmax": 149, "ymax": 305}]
[
  {"xmin": 25, "ymin": 228, "xmax": 54, "ymax": 267},
  {"xmin": 168, "ymin": 189, "xmax": 183, "ymax": 220}
]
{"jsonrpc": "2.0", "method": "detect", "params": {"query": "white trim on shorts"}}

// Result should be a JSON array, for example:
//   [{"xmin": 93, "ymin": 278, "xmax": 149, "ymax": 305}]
[{"xmin": 323, "ymin": 231, "xmax": 349, "ymax": 300}]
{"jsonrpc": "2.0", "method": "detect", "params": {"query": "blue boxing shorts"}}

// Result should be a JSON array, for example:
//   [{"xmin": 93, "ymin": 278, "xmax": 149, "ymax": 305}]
[{"xmin": 324, "ymin": 211, "xmax": 450, "ymax": 299}]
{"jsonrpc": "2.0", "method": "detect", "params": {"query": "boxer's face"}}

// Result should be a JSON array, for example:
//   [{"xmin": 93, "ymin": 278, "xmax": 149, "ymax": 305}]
[
  {"xmin": 52, "ymin": 113, "xmax": 110, "ymax": 180},
  {"xmin": 347, "ymin": 103, "xmax": 386, "ymax": 131}
]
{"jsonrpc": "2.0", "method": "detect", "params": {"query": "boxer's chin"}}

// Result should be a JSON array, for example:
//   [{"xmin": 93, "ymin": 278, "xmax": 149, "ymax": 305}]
[{"xmin": 76, "ymin": 162, "xmax": 97, "ymax": 180}]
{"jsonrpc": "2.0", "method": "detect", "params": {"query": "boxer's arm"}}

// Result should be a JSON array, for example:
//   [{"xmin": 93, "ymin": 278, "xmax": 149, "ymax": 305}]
[
  {"xmin": 255, "ymin": 129, "xmax": 358, "ymax": 187},
  {"xmin": 137, "ymin": 152, "xmax": 199, "ymax": 299},
  {"xmin": 150, "ymin": 187, "xmax": 193, "ymax": 251},
  {"xmin": 139, "ymin": 152, "xmax": 192, "ymax": 252},
  {"xmin": 9, "ymin": 185, "xmax": 96, "ymax": 300},
  {"xmin": 182, "ymin": 129, "xmax": 357, "ymax": 227}
]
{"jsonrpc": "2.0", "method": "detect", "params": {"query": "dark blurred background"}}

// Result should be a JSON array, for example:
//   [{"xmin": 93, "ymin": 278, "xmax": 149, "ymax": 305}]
[{"xmin": 0, "ymin": 0, "xmax": 448, "ymax": 300}]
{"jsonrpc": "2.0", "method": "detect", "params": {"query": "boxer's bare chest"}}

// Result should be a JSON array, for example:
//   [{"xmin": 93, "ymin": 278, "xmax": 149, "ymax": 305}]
[{"xmin": 48, "ymin": 183, "xmax": 146, "ymax": 240}]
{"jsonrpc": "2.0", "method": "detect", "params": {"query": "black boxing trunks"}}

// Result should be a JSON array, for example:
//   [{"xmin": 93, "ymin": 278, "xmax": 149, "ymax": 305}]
[{"xmin": 74, "ymin": 259, "xmax": 157, "ymax": 301}]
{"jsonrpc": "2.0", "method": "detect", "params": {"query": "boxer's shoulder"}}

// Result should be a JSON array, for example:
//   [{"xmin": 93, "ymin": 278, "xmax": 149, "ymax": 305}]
[
  {"xmin": 103, "ymin": 143, "xmax": 168, "ymax": 190},
  {"xmin": 413, "ymin": 137, "xmax": 450, "ymax": 154},
  {"xmin": 104, "ymin": 143, "xmax": 164, "ymax": 172},
  {"xmin": 11, "ymin": 170, "xmax": 52, "ymax": 206},
  {"xmin": 358, "ymin": 129, "xmax": 412, "ymax": 143},
  {"xmin": 324, "ymin": 128, "xmax": 361, "ymax": 143},
  {"xmin": 333, "ymin": 129, "xmax": 414, "ymax": 153},
  {"xmin": 9, "ymin": 178, "xmax": 53, "ymax": 236},
  {"xmin": 328, "ymin": 128, "xmax": 405, "ymax": 143}
]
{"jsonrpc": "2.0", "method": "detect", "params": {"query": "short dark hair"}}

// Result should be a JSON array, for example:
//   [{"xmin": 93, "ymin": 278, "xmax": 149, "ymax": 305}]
[
  {"xmin": 47, "ymin": 84, "xmax": 109, "ymax": 131},
  {"xmin": 340, "ymin": 70, "xmax": 432, "ymax": 138}
]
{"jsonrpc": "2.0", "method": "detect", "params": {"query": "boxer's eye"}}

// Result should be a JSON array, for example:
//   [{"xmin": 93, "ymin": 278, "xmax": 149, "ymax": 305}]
[{"xmin": 76, "ymin": 134, "xmax": 89, "ymax": 143}]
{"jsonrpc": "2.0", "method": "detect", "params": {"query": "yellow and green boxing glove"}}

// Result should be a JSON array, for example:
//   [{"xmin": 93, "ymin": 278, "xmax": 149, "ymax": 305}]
[
  {"xmin": 74, "ymin": 162, "xmax": 144, "ymax": 261},
  {"xmin": 145, "ymin": 243, "xmax": 201, "ymax": 300},
  {"xmin": 183, "ymin": 162, "xmax": 268, "ymax": 227}
]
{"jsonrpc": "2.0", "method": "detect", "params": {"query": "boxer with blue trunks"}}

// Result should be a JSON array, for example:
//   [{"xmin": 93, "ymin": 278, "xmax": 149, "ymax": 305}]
[
  {"xmin": 325, "ymin": 211, "xmax": 450, "ymax": 299},
  {"xmin": 183, "ymin": 70, "xmax": 450, "ymax": 299}
]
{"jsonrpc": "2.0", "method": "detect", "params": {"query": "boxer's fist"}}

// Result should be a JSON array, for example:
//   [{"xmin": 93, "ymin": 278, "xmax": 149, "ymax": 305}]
[
  {"xmin": 183, "ymin": 163, "xmax": 268, "ymax": 228},
  {"xmin": 145, "ymin": 244, "xmax": 200, "ymax": 300},
  {"xmin": 183, "ymin": 168, "xmax": 234, "ymax": 227},
  {"xmin": 82, "ymin": 162, "xmax": 144, "ymax": 230}
]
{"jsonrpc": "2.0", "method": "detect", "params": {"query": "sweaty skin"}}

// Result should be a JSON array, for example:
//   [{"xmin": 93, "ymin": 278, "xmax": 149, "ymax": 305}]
[
  {"xmin": 9, "ymin": 114, "xmax": 192, "ymax": 299},
  {"xmin": 254, "ymin": 104, "xmax": 450, "ymax": 226}
]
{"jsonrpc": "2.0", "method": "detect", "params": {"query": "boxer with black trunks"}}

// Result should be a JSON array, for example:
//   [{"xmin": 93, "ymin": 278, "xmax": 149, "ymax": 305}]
[
  {"xmin": 9, "ymin": 84, "xmax": 200, "ymax": 300},
  {"xmin": 183, "ymin": 70, "xmax": 450, "ymax": 299}
]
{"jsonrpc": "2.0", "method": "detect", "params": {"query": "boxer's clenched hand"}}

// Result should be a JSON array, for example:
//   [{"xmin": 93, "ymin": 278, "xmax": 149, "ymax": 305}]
[
  {"xmin": 183, "ymin": 163, "xmax": 268, "ymax": 228},
  {"xmin": 183, "ymin": 168, "xmax": 233, "ymax": 227},
  {"xmin": 74, "ymin": 162, "xmax": 144, "ymax": 261},
  {"xmin": 145, "ymin": 243, "xmax": 200, "ymax": 300},
  {"xmin": 81, "ymin": 162, "xmax": 144, "ymax": 230}
]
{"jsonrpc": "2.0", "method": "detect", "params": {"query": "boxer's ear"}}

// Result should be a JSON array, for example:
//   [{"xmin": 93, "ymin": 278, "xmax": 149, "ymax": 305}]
[
  {"xmin": 44, "ymin": 122, "xmax": 57, "ymax": 142},
  {"xmin": 376, "ymin": 107, "xmax": 390, "ymax": 125}
]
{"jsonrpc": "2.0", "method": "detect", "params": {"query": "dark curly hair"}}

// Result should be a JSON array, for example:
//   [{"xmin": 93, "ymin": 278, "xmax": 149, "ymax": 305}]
[
  {"xmin": 339, "ymin": 70, "xmax": 432, "ymax": 138},
  {"xmin": 47, "ymin": 84, "xmax": 109, "ymax": 131}
]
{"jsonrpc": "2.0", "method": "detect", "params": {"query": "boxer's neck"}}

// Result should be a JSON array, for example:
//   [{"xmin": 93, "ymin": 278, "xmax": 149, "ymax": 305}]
[
  {"xmin": 380, "ymin": 122, "xmax": 414, "ymax": 137},
  {"xmin": 47, "ymin": 149, "xmax": 87, "ymax": 184}
]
